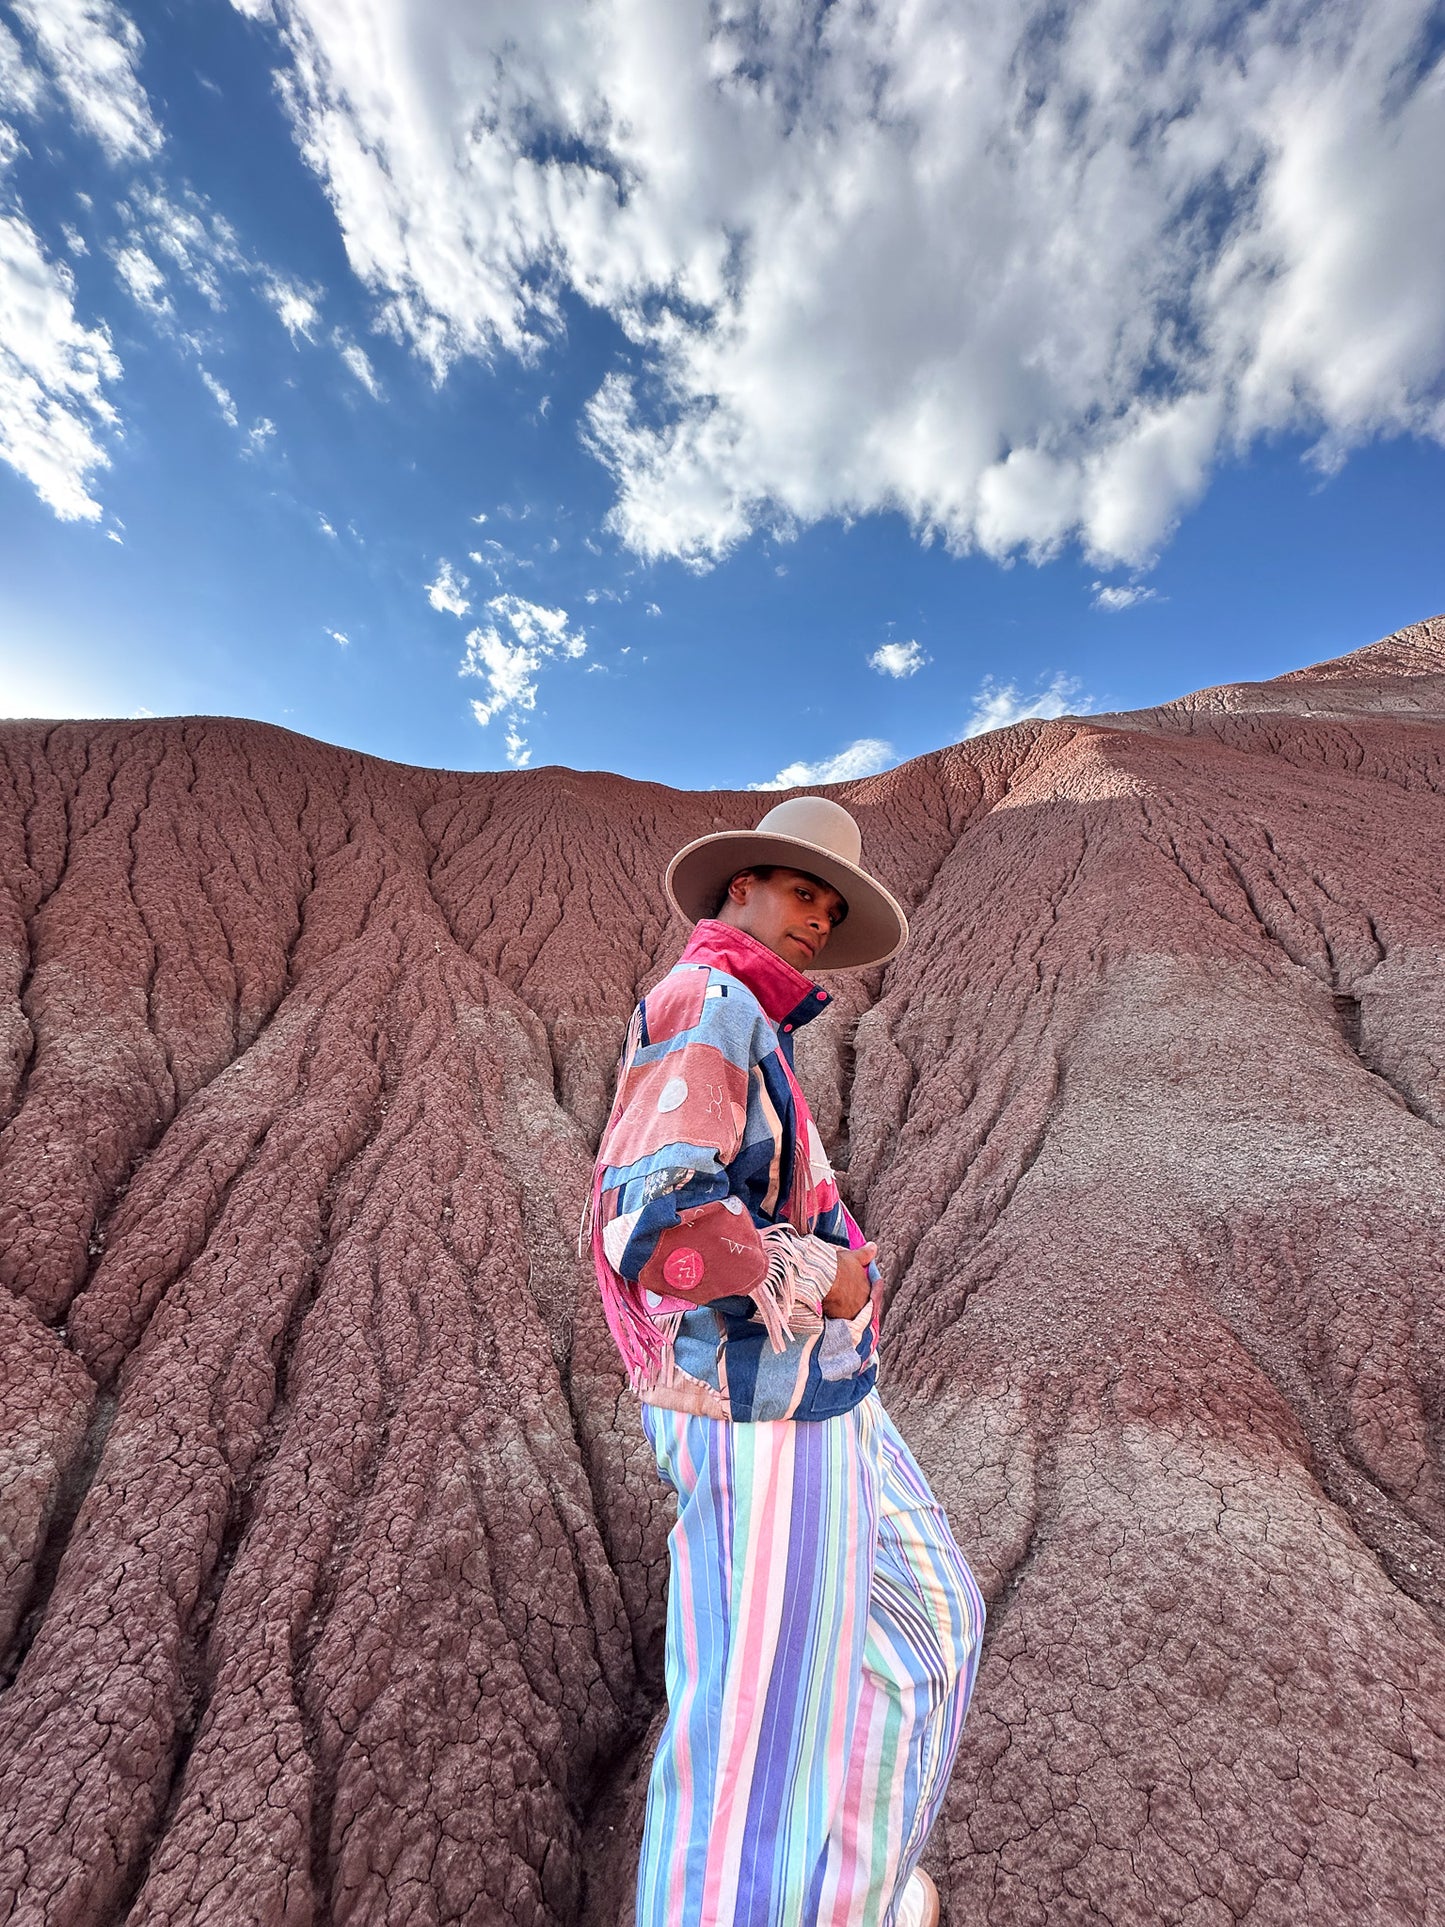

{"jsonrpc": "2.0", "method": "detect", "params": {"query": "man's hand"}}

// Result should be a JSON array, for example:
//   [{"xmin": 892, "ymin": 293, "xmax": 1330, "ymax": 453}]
[{"xmin": 821, "ymin": 1242, "xmax": 877, "ymax": 1321}]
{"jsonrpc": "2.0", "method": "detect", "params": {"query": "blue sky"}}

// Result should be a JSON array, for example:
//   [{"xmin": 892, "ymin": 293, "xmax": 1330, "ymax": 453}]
[{"xmin": 1, "ymin": 0, "xmax": 1442, "ymax": 790}]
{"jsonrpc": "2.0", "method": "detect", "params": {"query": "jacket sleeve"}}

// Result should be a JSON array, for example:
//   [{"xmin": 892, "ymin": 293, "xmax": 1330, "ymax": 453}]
[{"xmin": 594, "ymin": 967, "xmax": 776, "ymax": 1306}]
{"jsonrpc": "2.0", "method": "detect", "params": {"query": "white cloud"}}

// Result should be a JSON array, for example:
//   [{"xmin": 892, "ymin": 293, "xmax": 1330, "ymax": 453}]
[
  {"xmin": 60, "ymin": 223, "xmax": 87, "ymax": 255},
  {"xmin": 131, "ymin": 185, "xmax": 242, "ymax": 308},
  {"xmin": 263, "ymin": 272, "xmax": 320, "ymax": 338},
  {"xmin": 326, "ymin": 626, "xmax": 349, "ymax": 646},
  {"xmin": 243, "ymin": 0, "xmax": 1445, "ymax": 572},
  {"xmin": 111, "ymin": 242, "xmax": 169, "ymax": 315},
  {"xmin": 750, "ymin": 737, "xmax": 896, "ymax": 792},
  {"xmin": 963, "ymin": 672, "xmax": 1094, "ymax": 739},
  {"xmin": 868, "ymin": 638, "xmax": 927, "ymax": 679},
  {"xmin": 644, "ymin": 601, "xmax": 661, "ymax": 617},
  {"xmin": 460, "ymin": 594, "xmax": 586, "ymax": 760},
  {"xmin": 336, "ymin": 334, "xmax": 380, "ymax": 395},
  {"xmin": 1091, "ymin": 581, "xmax": 1157, "ymax": 612},
  {"xmin": 199, "ymin": 367, "xmax": 238, "ymax": 427},
  {"xmin": 0, "ymin": 22, "xmax": 44, "ymax": 119},
  {"xmin": 426, "ymin": 559, "xmax": 470, "ymax": 617},
  {"xmin": 317, "ymin": 512, "xmax": 337, "ymax": 537},
  {"xmin": 0, "ymin": 208, "xmax": 120, "ymax": 520},
  {"xmin": 245, "ymin": 415, "xmax": 276, "ymax": 454},
  {"xmin": 9, "ymin": 0, "xmax": 160, "ymax": 164}
]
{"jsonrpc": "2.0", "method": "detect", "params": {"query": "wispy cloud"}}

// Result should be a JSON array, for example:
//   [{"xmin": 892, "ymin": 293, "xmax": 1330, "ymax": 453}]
[
  {"xmin": 244, "ymin": 416, "xmax": 276, "ymax": 455},
  {"xmin": 0, "ymin": 209, "xmax": 120, "ymax": 520},
  {"xmin": 963, "ymin": 672, "xmax": 1094, "ymax": 739},
  {"xmin": 110, "ymin": 243, "xmax": 170, "ymax": 316},
  {"xmin": 460, "ymin": 594, "xmax": 586, "ymax": 766},
  {"xmin": 0, "ymin": 20, "xmax": 45, "ymax": 120},
  {"xmin": 1091, "ymin": 582, "xmax": 1158, "ymax": 613},
  {"xmin": 199, "ymin": 367, "xmax": 238, "ymax": 427},
  {"xmin": 8, "ymin": 0, "xmax": 160, "ymax": 164},
  {"xmin": 750, "ymin": 737, "xmax": 896, "ymax": 791},
  {"xmin": 335, "ymin": 334, "xmax": 380, "ymax": 396},
  {"xmin": 426, "ymin": 560, "xmax": 471, "ymax": 618},
  {"xmin": 868, "ymin": 639, "xmax": 927, "ymax": 679},
  {"xmin": 262, "ymin": 272, "xmax": 321, "ymax": 339},
  {"xmin": 326, "ymin": 627, "xmax": 349, "ymax": 646},
  {"xmin": 130, "ymin": 185, "xmax": 241, "ymax": 309}
]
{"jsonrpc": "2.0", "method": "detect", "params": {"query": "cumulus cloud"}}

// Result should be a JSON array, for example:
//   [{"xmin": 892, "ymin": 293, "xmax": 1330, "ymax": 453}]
[
  {"xmin": 963, "ymin": 672, "xmax": 1094, "ymax": 739},
  {"xmin": 868, "ymin": 639, "xmax": 927, "ymax": 679},
  {"xmin": 9, "ymin": 0, "xmax": 160, "ymax": 163},
  {"xmin": 426, "ymin": 559, "xmax": 471, "ymax": 617},
  {"xmin": 460, "ymin": 594, "xmax": 586, "ymax": 765},
  {"xmin": 750, "ymin": 737, "xmax": 896, "ymax": 791},
  {"xmin": 0, "ymin": 208, "xmax": 120, "ymax": 519},
  {"xmin": 238, "ymin": 0, "xmax": 1445, "ymax": 571},
  {"xmin": 1091, "ymin": 582, "xmax": 1158, "ymax": 612}
]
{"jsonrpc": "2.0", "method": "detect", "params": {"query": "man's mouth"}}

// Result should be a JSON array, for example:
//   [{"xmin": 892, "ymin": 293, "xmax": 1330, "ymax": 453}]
[{"xmin": 789, "ymin": 933, "xmax": 816, "ymax": 958}]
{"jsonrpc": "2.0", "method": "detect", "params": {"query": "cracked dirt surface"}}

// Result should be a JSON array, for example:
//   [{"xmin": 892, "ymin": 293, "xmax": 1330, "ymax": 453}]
[{"xmin": 2, "ymin": 617, "xmax": 1444, "ymax": 1926}]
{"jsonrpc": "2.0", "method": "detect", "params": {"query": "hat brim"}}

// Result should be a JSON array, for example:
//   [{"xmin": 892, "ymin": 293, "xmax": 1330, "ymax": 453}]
[{"xmin": 665, "ymin": 829, "xmax": 909, "ymax": 969}]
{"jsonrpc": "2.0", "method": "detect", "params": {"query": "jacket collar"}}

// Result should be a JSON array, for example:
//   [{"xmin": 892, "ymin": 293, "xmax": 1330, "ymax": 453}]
[{"xmin": 678, "ymin": 919, "xmax": 833, "ymax": 1031}]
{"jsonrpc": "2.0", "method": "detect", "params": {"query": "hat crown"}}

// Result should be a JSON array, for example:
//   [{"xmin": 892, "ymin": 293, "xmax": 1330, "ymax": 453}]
[{"xmin": 754, "ymin": 795, "xmax": 862, "ymax": 867}]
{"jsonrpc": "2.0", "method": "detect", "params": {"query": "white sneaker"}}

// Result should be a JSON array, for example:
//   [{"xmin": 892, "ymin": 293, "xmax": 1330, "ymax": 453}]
[{"xmin": 895, "ymin": 1868, "xmax": 940, "ymax": 1927}]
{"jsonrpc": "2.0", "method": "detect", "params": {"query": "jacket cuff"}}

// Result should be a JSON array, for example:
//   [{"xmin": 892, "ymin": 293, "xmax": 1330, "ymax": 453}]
[{"xmin": 637, "ymin": 1199, "xmax": 770, "ymax": 1304}]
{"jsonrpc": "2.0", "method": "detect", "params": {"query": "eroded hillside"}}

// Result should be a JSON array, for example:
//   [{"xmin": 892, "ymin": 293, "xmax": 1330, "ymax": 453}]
[{"xmin": 2, "ymin": 619, "xmax": 1444, "ymax": 1926}]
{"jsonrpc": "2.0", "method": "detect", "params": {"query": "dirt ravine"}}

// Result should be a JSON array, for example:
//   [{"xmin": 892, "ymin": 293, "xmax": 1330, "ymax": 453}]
[{"xmin": 2, "ymin": 618, "xmax": 1443, "ymax": 1926}]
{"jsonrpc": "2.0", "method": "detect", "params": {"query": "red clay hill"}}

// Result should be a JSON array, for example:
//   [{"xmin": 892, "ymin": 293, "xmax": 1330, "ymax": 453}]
[{"xmin": 2, "ymin": 617, "xmax": 1443, "ymax": 1926}]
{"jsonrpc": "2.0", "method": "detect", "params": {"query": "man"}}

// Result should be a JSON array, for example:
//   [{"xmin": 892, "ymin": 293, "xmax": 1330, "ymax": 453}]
[{"xmin": 589, "ymin": 795, "xmax": 985, "ymax": 1927}]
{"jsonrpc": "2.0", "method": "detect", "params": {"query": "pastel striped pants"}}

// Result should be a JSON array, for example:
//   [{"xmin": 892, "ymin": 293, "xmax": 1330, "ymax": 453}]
[{"xmin": 636, "ymin": 1393, "xmax": 985, "ymax": 1927}]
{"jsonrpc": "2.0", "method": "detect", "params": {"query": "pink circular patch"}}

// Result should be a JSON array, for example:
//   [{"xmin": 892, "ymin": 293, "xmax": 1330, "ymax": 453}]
[{"xmin": 663, "ymin": 1246, "xmax": 705, "ymax": 1290}]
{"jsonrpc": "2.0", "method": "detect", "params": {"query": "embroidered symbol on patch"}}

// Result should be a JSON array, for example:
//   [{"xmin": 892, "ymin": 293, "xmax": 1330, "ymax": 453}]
[
  {"xmin": 663, "ymin": 1247, "xmax": 705, "ymax": 1289},
  {"xmin": 657, "ymin": 1076, "xmax": 688, "ymax": 1113},
  {"xmin": 723, "ymin": 1237, "xmax": 747, "ymax": 1254},
  {"xmin": 705, "ymin": 1083, "xmax": 725, "ymax": 1118}
]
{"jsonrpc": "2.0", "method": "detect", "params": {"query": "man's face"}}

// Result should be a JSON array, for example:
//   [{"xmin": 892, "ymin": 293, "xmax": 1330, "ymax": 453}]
[{"xmin": 721, "ymin": 867, "xmax": 848, "ymax": 968}]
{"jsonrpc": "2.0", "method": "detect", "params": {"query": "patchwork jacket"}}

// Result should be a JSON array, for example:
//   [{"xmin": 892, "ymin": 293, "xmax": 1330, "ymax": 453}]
[{"xmin": 589, "ymin": 918, "xmax": 878, "ymax": 1422}]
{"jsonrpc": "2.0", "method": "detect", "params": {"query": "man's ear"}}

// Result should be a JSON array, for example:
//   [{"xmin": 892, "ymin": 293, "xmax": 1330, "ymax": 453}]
[{"xmin": 726, "ymin": 869, "xmax": 755, "ymax": 905}]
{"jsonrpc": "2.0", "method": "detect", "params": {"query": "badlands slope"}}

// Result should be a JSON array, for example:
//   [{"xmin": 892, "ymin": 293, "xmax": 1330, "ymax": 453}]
[{"xmin": 1, "ymin": 617, "xmax": 1443, "ymax": 1926}]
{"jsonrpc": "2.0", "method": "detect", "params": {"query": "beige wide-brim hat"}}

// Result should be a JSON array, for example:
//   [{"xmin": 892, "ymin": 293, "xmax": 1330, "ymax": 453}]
[{"xmin": 665, "ymin": 795, "xmax": 909, "ymax": 970}]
